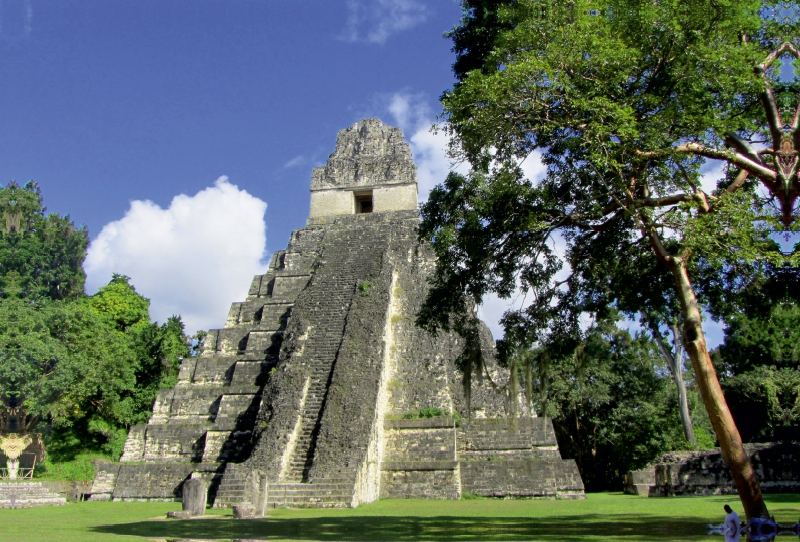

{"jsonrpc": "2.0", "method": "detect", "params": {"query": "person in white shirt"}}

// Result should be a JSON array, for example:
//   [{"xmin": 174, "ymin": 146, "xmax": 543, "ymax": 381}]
[{"xmin": 724, "ymin": 504, "xmax": 741, "ymax": 542}]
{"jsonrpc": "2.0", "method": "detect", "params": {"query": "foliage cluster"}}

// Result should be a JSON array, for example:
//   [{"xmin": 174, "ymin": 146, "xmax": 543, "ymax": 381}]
[
  {"xmin": 421, "ymin": 0, "xmax": 800, "ymax": 514},
  {"xmin": 711, "ymin": 264, "xmax": 800, "ymax": 443},
  {"xmin": 0, "ymin": 182, "xmax": 190, "ymax": 463},
  {"xmin": 518, "ymin": 321, "xmax": 713, "ymax": 491}
]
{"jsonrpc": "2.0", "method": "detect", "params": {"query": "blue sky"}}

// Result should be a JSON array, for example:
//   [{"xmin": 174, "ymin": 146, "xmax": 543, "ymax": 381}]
[
  {"xmin": 1, "ymin": 0, "xmax": 724, "ymax": 348},
  {"xmin": 1, "ymin": 0, "xmax": 460, "ymax": 235},
  {"xmin": 1, "ymin": 0, "xmax": 474, "ymax": 333}
]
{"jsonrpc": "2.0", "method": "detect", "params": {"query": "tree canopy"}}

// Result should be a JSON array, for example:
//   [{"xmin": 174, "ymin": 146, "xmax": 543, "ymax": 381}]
[
  {"xmin": 0, "ymin": 183, "xmax": 190, "ymax": 461},
  {"xmin": 0, "ymin": 181, "xmax": 88, "ymax": 301},
  {"xmin": 421, "ymin": 0, "xmax": 800, "ymax": 518}
]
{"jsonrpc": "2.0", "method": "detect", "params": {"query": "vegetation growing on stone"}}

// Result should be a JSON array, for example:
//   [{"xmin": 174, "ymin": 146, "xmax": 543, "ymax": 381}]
[{"xmin": 401, "ymin": 407, "xmax": 460, "ymax": 424}]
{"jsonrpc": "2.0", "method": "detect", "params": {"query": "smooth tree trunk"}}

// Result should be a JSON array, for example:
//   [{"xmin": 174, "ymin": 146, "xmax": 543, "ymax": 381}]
[
  {"xmin": 643, "ymin": 313, "xmax": 696, "ymax": 445},
  {"xmin": 671, "ymin": 350, "xmax": 696, "ymax": 446},
  {"xmin": 666, "ymin": 258, "xmax": 769, "ymax": 520}
]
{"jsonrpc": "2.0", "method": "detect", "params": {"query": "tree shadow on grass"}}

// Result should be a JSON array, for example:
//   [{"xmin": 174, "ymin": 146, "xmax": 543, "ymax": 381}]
[{"xmin": 92, "ymin": 513, "xmax": 711, "ymax": 541}]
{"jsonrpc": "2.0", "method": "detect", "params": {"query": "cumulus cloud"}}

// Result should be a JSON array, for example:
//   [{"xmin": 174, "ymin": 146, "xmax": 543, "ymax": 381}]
[
  {"xmin": 384, "ymin": 92, "xmax": 468, "ymax": 200},
  {"xmin": 85, "ymin": 177, "xmax": 269, "ymax": 334},
  {"xmin": 384, "ymin": 91, "xmax": 546, "ymax": 201},
  {"xmin": 339, "ymin": 0, "xmax": 427, "ymax": 44}
]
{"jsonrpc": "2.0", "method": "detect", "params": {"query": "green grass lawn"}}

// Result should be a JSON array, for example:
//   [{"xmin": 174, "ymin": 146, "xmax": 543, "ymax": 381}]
[{"xmin": 0, "ymin": 493, "xmax": 798, "ymax": 542}]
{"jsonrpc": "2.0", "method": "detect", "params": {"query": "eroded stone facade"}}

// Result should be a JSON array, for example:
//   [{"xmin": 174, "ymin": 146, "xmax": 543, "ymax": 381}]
[
  {"xmin": 624, "ymin": 443, "xmax": 800, "ymax": 497},
  {"xmin": 94, "ymin": 119, "xmax": 584, "ymax": 507}
]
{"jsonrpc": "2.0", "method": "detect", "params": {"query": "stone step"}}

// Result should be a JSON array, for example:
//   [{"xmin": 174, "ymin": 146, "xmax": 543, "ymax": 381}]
[
  {"xmin": 267, "ymin": 499, "xmax": 349, "ymax": 508},
  {"xmin": 0, "ymin": 482, "xmax": 67, "ymax": 508},
  {"xmin": 266, "ymin": 489, "xmax": 349, "ymax": 498}
]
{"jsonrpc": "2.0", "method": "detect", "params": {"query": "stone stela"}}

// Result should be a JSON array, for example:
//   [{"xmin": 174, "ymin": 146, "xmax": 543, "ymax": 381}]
[{"xmin": 91, "ymin": 118, "xmax": 586, "ymax": 509}]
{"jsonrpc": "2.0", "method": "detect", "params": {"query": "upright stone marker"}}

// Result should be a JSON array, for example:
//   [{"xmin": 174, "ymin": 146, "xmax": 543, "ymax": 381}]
[{"xmin": 181, "ymin": 477, "xmax": 208, "ymax": 516}]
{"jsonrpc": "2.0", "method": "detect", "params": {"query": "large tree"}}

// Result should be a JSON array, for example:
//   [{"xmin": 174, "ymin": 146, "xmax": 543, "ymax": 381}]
[
  {"xmin": 0, "ymin": 181, "xmax": 88, "ymax": 300},
  {"xmin": 0, "ymin": 183, "xmax": 189, "ymax": 459},
  {"xmin": 420, "ymin": 0, "xmax": 799, "ymax": 518}
]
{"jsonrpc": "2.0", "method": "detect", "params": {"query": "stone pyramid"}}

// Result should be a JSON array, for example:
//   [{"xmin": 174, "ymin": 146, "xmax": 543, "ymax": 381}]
[{"xmin": 91, "ymin": 118, "xmax": 584, "ymax": 507}]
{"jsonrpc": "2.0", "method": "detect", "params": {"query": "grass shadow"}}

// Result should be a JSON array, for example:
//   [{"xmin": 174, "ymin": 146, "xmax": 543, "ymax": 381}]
[{"xmin": 92, "ymin": 513, "xmax": 712, "ymax": 541}]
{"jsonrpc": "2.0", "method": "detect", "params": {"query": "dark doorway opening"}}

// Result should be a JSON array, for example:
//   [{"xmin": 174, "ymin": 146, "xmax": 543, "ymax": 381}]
[{"xmin": 354, "ymin": 191, "xmax": 373, "ymax": 214}]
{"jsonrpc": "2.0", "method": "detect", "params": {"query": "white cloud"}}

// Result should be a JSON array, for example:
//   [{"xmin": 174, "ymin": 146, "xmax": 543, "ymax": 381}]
[
  {"xmin": 85, "ymin": 177, "xmax": 269, "ymax": 335},
  {"xmin": 518, "ymin": 150, "xmax": 547, "ymax": 184},
  {"xmin": 284, "ymin": 155, "xmax": 305, "ymax": 168},
  {"xmin": 699, "ymin": 159, "xmax": 726, "ymax": 194},
  {"xmin": 381, "ymin": 91, "xmax": 550, "ymax": 340},
  {"xmin": 383, "ymin": 92, "xmax": 469, "ymax": 200},
  {"xmin": 477, "ymin": 293, "xmax": 512, "ymax": 341},
  {"xmin": 383, "ymin": 91, "xmax": 547, "ymax": 201},
  {"xmin": 339, "ymin": 0, "xmax": 427, "ymax": 44}
]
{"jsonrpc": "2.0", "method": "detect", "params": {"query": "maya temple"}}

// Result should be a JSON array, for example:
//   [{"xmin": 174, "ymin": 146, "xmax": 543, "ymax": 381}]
[{"xmin": 89, "ymin": 118, "xmax": 585, "ymax": 509}]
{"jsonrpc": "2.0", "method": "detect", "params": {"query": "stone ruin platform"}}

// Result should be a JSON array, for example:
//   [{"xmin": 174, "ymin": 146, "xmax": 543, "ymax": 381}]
[
  {"xmin": 92, "ymin": 118, "xmax": 585, "ymax": 508},
  {"xmin": 625, "ymin": 442, "xmax": 800, "ymax": 497},
  {"xmin": 0, "ymin": 481, "xmax": 67, "ymax": 508}
]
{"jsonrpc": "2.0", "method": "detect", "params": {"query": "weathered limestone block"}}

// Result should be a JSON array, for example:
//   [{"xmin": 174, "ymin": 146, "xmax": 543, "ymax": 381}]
[
  {"xmin": 89, "ymin": 462, "xmax": 121, "ymax": 500},
  {"xmin": 242, "ymin": 330, "xmax": 283, "ymax": 358},
  {"xmin": 232, "ymin": 502, "xmax": 255, "ymax": 519},
  {"xmin": 177, "ymin": 358, "xmax": 198, "ymax": 383},
  {"xmin": 270, "ymin": 275, "xmax": 312, "ymax": 301},
  {"xmin": 154, "ymin": 387, "xmax": 224, "ymax": 421},
  {"xmin": 119, "ymin": 425, "xmax": 146, "ymax": 462},
  {"xmin": 182, "ymin": 477, "xmax": 208, "ymax": 516},
  {"xmin": 112, "ymin": 463, "xmax": 197, "ymax": 501},
  {"xmin": 185, "ymin": 355, "xmax": 238, "ymax": 385},
  {"xmin": 248, "ymin": 272, "xmax": 273, "ymax": 298},
  {"xmin": 142, "ymin": 425, "xmax": 208, "ymax": 461},
  {"xmin": 381, "ymin": 469, "xmax": 460, "ymax": 500},
  {"xmin": 212, "ymin": 394, "xmax": 259, "ymax": 430},
  {"xmin": 253, "ymin": 303, "xmax": 293, "ymax": 328},
  {"xmin": 214, "ymin": 328, "xmax": 251, "ymax": 355},
  {"xmin": 372, "ymin": 184, "xmax": 418, "ymax": 213},
  {"xmin": 201, "ymin": 431, "xmax": 230, "ymax": 462},
  {"xmin": 310, "ymin": 118, "xmax": 416, "ymax": 191},
  {"xmin": 624, "ymin": 442, "xmax": 800, "ymax": 497},
  {"xmin": 229, "ymin": 361, "xmax": 267, "ymax": 387}
]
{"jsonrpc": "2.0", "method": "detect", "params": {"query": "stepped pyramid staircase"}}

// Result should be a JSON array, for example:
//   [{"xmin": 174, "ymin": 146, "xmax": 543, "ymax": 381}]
[
  {"xmin": 215, "ymin": 220, "xmax": 395, "ymax": 508},
  {"xmin": 103, "ymin": 228, "xmax": 326, "ymax": 501}
]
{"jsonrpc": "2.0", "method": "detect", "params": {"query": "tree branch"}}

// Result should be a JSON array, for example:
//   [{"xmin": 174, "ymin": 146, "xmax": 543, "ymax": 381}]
[
  {"xmin": 723, "ymin": 133, "xmax": 765, "ymax": 166},
  {"xmin": 724, "ymin": 168, "xmax": 750, "ymax": 195},
  {"xmin": 761, "ymin": 89, "xmax": 784, "ymax": 149},
  {"xmin": 673, "ymin": 143, "xmax": 777, "ymax": 181}
]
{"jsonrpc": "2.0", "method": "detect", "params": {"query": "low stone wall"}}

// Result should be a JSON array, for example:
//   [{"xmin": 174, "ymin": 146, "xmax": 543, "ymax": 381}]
[
  {"xmin": 624, "ymin": 442, "xmax": 800, "ymax": 496},
  {"xmin": 381, "ymin": 467, "xmax": 460, "ymax": 500},
  {"xmin": 460, "ymin": 458, "xmax": 584, "ymax": 498},
  {"xmin": 90, "ymin": 461, "xmax": 222, "ymax": 502},
  {"xmin": 380, "ymin": 417, "xmax": 459, "ymax": 500}
]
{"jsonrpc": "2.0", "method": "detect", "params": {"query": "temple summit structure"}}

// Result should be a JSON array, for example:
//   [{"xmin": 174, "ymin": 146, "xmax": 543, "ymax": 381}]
[{"xmin": 91, "ymin": 118, "xmax": 585, "ymax": 508}]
